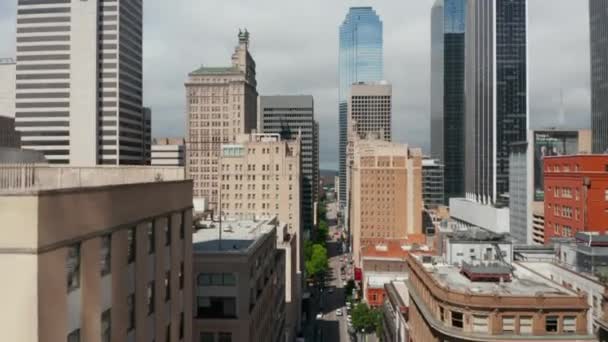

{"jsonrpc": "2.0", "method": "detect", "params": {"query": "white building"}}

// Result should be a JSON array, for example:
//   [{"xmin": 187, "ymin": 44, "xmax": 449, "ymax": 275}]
[
  {"xmin": 449, "ymin": 197, "xmax": 510, "ymax": 234},
  {"xmin": 443, "ymin": 227, "xmax": 513, "ymax": 266},
  {"xmin": 152, "ymin": 138, "xmax": 185, "ymax": 166},
  {"xmin": 15, "ymin": 1, "xmax": 146, "ymax": 165},
  {"xmin": 0, "ymin": 59, "xmax": 15, "ymax": 118}
]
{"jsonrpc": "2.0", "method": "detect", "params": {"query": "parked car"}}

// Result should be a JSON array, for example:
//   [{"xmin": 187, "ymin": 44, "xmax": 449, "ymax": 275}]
[
  {"xmin": 316, "ymin": 312, "xmax": 323, "ymax": 320},
  {"xmin": 336, "ymin": 309, "xmax": 343, "ymax": 316}
]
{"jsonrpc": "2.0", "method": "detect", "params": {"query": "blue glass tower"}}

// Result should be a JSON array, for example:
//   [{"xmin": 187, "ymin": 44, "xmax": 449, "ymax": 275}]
[
  {"xmin": 338, "ymin": 7, "xmax": 383, "ymax": 210},
  {"xmin": 431, "ymin": 0, "xmax": 466, "ymax": 204}
]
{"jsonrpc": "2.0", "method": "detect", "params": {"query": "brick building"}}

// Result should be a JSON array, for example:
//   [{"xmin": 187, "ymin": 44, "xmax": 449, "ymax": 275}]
[{"xmin": 544, "ymin": 155, "xmax": 608, "ymax": 243}]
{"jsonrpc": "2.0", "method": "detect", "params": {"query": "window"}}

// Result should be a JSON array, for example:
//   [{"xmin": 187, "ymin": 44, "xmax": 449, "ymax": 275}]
[
  {"xmin": 127, "ymin": 228, "xmax": 136, "ymax": 263},
  {"xmin": 165, "ymin": 324, "xmax": 171, "ymax": 342},
  {"xmin": 165, "ymin": 271, "xmax": 171, "ymax": 301},
  {"xmin": 520, "ymin": 316, "xmax": 532, "ymax": 334},
  {"xmin": 67, "ymin": 244, "xmax": 81, "ymax": 292},
  {"xmin": 100, "ymin": 234, "xmax": 111, "ymax": 276},
  {"xmin": 472, "ymin": 315, "xmax": 488, "ymax": 333},
  {"xmin": 219, "ymin": 332, "xmax": 232, "ymax": 342},
  {"xmin": 147, "ymin": 281, "xmax": 155, "ymax": 315},
  {"xmin": 200, "ymin": 333, "xmax": 214, "ymax": 342},
  {"xmin": 439, "ymin": 306, "xmax": 444, "ymax": 321},
  {"xmin": 197, "ymin": 296, "xmax": 237, "ymax": 319},
  {"xmin": 451, "ymin": 311, "xmax": 463, "ymax": 328},
  {"xmin": 127, "ymin": 294, "xmax": 135, "ymax": 331},
  {"xmin": 179, "ymin": 262, "xmax": 184, "ymax": 289},
  {"xmin": 180, "ymin": 213, "xmax": 185, "ymax": 239},
  {"xmin": 502, "ymin": 316, "xmax": 515, "ymax": 333},
  {"xmin": 67, "ymin": 329, "xmax": 80, "ymax": 342},
  {"xmin": 197, "ymin": 273, "xmax": 236, "ymax": 286},
  {"xmin": 563, "ymin": 316, "xmax": 576, "ymax": 333},
  {"xmin": 165, "ymin": 217, "xmax": 171, "ymax": 246},
  {"xmin": 101, "ymin": 309, "xmax": 111, "ymax": 342},
  {"xmin": 179, "ymin": 313, "xmax": 184, "ymax": 339},
  {"xmin": 546, "ymin": 315, "xmax": 558, "ymax": 332},
  {"xmin": 147, "ymin": 223, "xmax": 155, "ymax": 254}
]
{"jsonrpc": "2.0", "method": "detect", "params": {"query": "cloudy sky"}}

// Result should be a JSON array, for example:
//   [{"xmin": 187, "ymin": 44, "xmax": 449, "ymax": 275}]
[{"xmin": 0, "ymin": 1, "xmax": 591, "ymax": 170}]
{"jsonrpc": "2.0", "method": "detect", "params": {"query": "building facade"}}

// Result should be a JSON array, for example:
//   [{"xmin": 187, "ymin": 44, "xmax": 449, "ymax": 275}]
[
  {"xmin": 143, "ymin": 108, "xmax": 152, "ymax": 165},
  {"xmin": 422, "ymin": 158, "xmax": 445, "ymax": 208},
  {"xmin": 151, "ymin": 138, "xmax": 185, "ymax": 166},
  {"xmin": 192, "ymin": 218, "xmax": 288, "ymax": 342},
  {"xmin": 532, "ymin": 202, "xmax": 546, "ymax": 245},
  {"xmin": 0, "ymin": 59, "xmax": 15, "ymax": 118},
  {"xmin": 360, "ymin": 242, "xmax": 411, "ymax": 307},
  {"xmin": 464, "ymin": 0, "xmax": 528, "ymax": 204},
  {"xmin": 544, "ymin": 155, "xmax": 608, "ymax": 243},
  {"xmin": 0, "ymin": 116, "xmax": 21, "ymax": 148},
  {"xmin": 14, "ymin": 0, "xmax": 147, "ymax": 165},
  {"xmin": 382, "ymin": 281, "xmax": 410, "ymax": 342},
  {"xmin": 509, "ymin": 130, "xmax": 591, "ymax": 244},
  {"xmin": 348, "ymin": 82, "xmax": 392, "ymax": 143},
  {"xmin": 349, "ymin": 138, "xmax": 422, "ymax": 267},
  {"xmin": 258, "ymin": 95, "xmax": 317, "ymax": 233},
  {"xmin": 430, "ymin": 0, "xmax": 466, "ymax": 203},
  {"xmin": 407, "ymin": 253, "xmax": 594, "ymax": 341},
  {"xmin": 0, "ymin": 165, "xmax": 193, "ymax": 342},
  {"xmin": 186, "ymin": 30, "xmax": 258, "ymax": 212},
  {"xmin": 339, "ymin": 7, "xmax": 383, "ymax": 210},
  {"xmin": 590, "ymin": 0, "xmax": 608, "ymax": 154}
]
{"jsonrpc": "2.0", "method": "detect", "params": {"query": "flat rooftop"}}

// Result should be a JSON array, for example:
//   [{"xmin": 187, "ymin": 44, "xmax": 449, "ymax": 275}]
[
  {"xmin": 414, "ymin": 255, "xmax": 577, "ymax": 297},
  {"xmin": 366, "ymin": 271, "xmax": 408, "ymax": 288},
  {"xmin": 0, "ymin": 165, "xmax": 185, "ymax": 194},
  {"xmin": 193, "ymin": 218, "xmax": 276, "ymax": 253}
]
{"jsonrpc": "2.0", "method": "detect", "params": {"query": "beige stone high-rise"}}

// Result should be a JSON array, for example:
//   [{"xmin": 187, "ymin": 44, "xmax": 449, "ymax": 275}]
[
  {"xmin": 349, "ymin": 138, "xmax": 423, "ymax": 267},
  {"xmin": 219, "ymin": 134, "xmax": 302, "ymax": 269},
  {"xmin": 0, "ymin": 165, "xmax": 193, "ymax": 342},
  {"xmin": 186, "ymin": 30, "xmax": 258, "ymax": 212}
]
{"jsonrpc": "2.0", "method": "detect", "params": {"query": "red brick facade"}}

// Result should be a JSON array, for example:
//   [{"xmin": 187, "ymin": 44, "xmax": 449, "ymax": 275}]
[{"xmin": 544, "ymin": 155, "xmax": 608, "ymax": 243}]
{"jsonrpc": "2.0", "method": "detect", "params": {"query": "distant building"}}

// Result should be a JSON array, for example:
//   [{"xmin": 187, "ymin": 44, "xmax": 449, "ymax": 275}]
[
  {"xmin": 532, "ymin": 202, "xmax": 546, "ymax": 245},
  {"xmin": 0, "ymin": 165, "xmax": 193, "ymax": 342},
  {"xmin": 464, "ymin": 0, "xmax": 528, "ymax": 204},
  {"xmin": 382, "ymin": 281, "xmax": 410, "ymax": 342},
  {"xmin": 449, "ymin": 197, "xmax": 510, "ymax": 234},
  {"xmin": 152, "ymin": 138, "xmax": 185, "ymax": 166},
  {"xmin": 143, "ymin": 108, "xmax": 152, "ymax": 165},
  {"xmin": 509, "ymin": 130, "xmax": 591, "ymax": 244},
  {"xmin": 442, "ymin": 227, "xmax": 513, "ymax": 266},
  {"xmin": 407, "ymin": 253, "xmax": 594, "ymax": 341},
  {"xmin": 590, "ymin": 0, "xmax": 608, "ymax": 153},
  {"xmin": 0, "ymin": 59, "xmax": 15, "ymax": 118},
  {"xmin": 192, "ymin": 217, "xmax": 291, "ymax": 342},
  {"xmin": 360, "ymin": 241, "xmax": 414, "ymax": 307},
  {"xmin": 348, "ymin": 82, "xmax": 392, "ymax": 143},
  {"xmin": 186, "ymin": 30, "xmax": 258, "ymax": 212},
  {"xmin": 422, "ymin": 158, "xmax": 445, "ymax": 208},
  {"xmin": 258, "ymin": 95, "xmax": 317, "ymax": 233},
  {"xmin": 0, "ymin": 116, "xmax": 20, "ymax": 148},
  {"xmin": 430, "ymin": 0, "xmax": 467, "ymax": 203},
  {"xmin": 14, "ymin": 2, "xmax": 147, "ymax": 165},
  {"xmin": 338, "ymin": 6, "xmax": 384, "ymax": 210},
  {"xmin": 349, "ymin": 138, "xmax": 423, "ymax": 267},
  {"xmin": 218, "ymin": 133, "xmax": 302, "ymax": 294},
  {"xmin": 544, "ymin": 155, "xmax": 608, "ymax": 242}
]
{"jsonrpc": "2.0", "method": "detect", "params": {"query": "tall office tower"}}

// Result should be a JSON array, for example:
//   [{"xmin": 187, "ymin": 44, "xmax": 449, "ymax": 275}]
[
  {"xmin": 14, "ymin": 0, "xmax": 146, "ymax": 165},
  {"xmin": 186, "ymin": 30, "xmax": 258, "ymax": 213},
  {"xmin": 590, "ymin": 0, "xmax": 608, "ymax": 154},
  {"xmin": 313, "ymin": 120, "xmax": 320, "ymax": 204},
  {"xmin": 464, "ymin": 0, "xmax": 528, "ymax": 204},
  {"xmin": 143, "ymin": 107, "xmax": 152, "ymax": 164},
  {"xmin": 350, "ymin": 138, "xmax": 422, "ymax": 267},
  {"xmin": 348, "ymin": 82, "xmax": 392, "ymax": 142},
  {"xmin": 259, "ymin": 95, "xmax": 316, "ymax": 232},
  {"xmin": 0, "ymin": 59, "xmax": 15, "ymax": 118},
  {"xmin": 430, "ymin": 0, "xmax": 466, "ymax": 203},
  {"xmin": 339, "ymin": 7, "xmax": 383, "ymax": 210},
  {"xmin": 0, "ymin": 165, "xmax": 193, "ymax": 342}
]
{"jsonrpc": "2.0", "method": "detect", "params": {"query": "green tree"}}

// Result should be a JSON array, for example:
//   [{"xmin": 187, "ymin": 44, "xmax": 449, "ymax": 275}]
[
  {"xmin": 351, "ymin": 303, "xmax": 383, "ymax": 336},
  {"xmin": 304, "ymin": 240, "xmax": 314, "ymax": 262},
  {"xmin": 316, "ymin": 220, "xmax": 329, "ymax": 244},
  {"xmin": 305, "ymin": 243, "xmax": 329, "ymax": 280}
]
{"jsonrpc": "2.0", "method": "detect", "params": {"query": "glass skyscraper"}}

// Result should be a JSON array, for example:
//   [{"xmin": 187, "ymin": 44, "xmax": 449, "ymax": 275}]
[
  {"xmin": 430, "ymin": 0, "xmax": 466, "ymax": 204},
  {"xmin": 590, "ymin": 0, "xmax": 608, "ymax": 154},
  {"xmin": 338, "ymin": 7, "xmax": 383, "ymax": 209},
  {"xmin": 464, "ymin": 0, "xmax": 528, "ymax": 204}
]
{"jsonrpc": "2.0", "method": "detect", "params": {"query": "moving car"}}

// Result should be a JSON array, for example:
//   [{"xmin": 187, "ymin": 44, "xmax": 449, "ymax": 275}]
[
  {"xmin": 316, "ymin": 312, "xmax": 323, "ymax": 320},
  {"xmin": 336, "ymin": 308, "xmax": 343, "ymax": 316}
]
